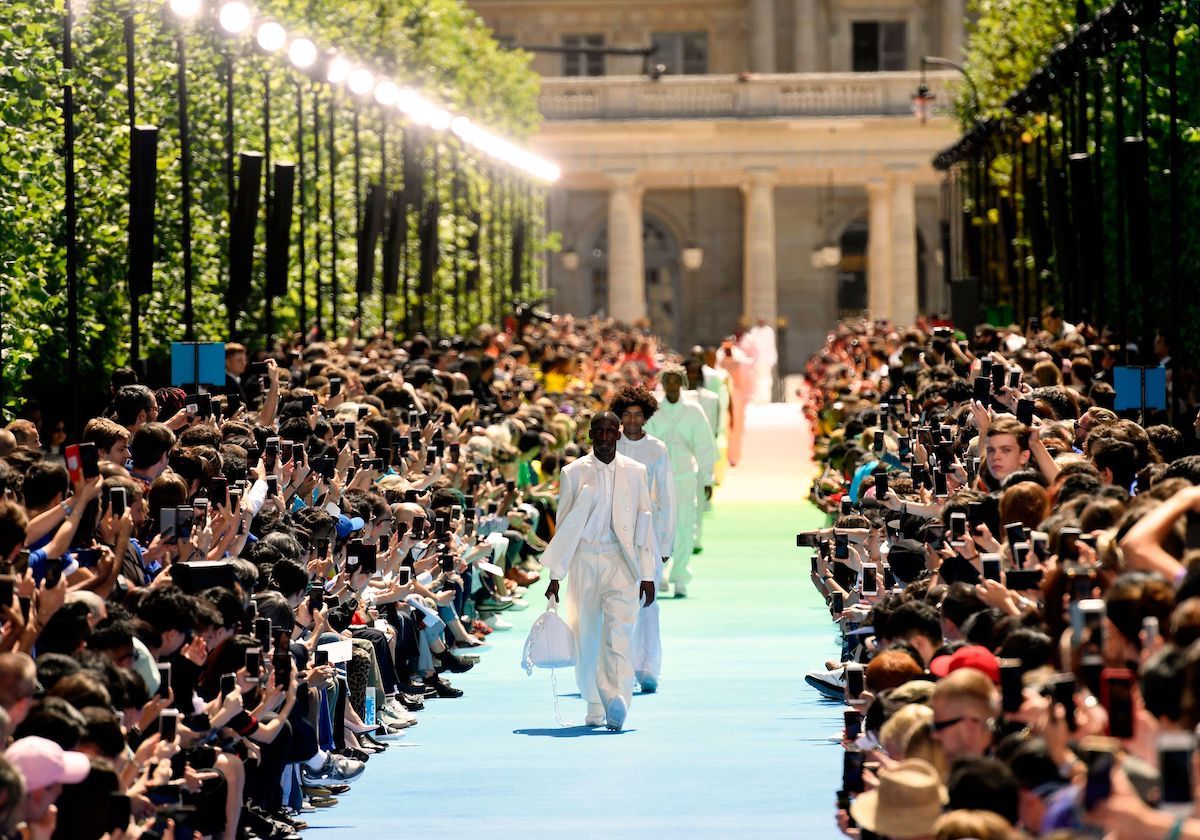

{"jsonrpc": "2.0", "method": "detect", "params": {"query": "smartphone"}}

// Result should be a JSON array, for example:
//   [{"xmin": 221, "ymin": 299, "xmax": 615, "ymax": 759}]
[
  {"xmin": 109, "ymin": 487, "xmax": 127, "ymax": 517},
  {"xmin": 846, "ymin": 663, "xmax": 865, "ymax": 700},
  {"xmin": 999, "ymin": 658, "xmax": 1024, "ymax": 714},
  {"xmin": 412, "ymin": 516, "xmax": 426, "ymax": 538},
  {"xmin": 74, "ymin": 547, "xmax": 102, "ymax": 569},
  {"xmin": 934, "ymin": 470, "xmax": 948, "ymax": 497},
  {"xmin": 157, "ymin": 663, "xmax": 171, "ymax": 699},
  {"xmin": 1084, "ymin": 748, "xmax": 1116, "ymax": 811},
  {"xmin": 228, "ymin": 487, "xmax": 242, "ymax": 510},
  {"xmin": 245, "ymin": 446, "xmax": 261, "ymax": 469},
  {"xmin": 981, "ymin": 553, "xmax": 1002, "ymax": 583},
  {"xmin": 396, "ymin": 437, "xmax": 411, "ymax": 459},
  {"xmin": 1101, "ymin": 668, "xmax": 1136, "ymax": 739},
  {"xmin": 266, "ymin": 476, "xmax": 278, "ymax": 496},
  {"xmin": 358, "ymin": 435, "xmax": 372, "ymax": 456},
  {"xmin": 159, "ymin": 709, "xmax": 179, "ymax": 741},
  {"xmin": 873, "ymin": 472, "xmax": 888, "ymax": 498},
  {"xmin": 408, "ymin": 410, "xmax": 420, "ymax": 427},
  {"xmin": 898, "ymin": 436, "xmax": 911, "ymax": 461},
  {"xmin": 844, "ymin": 708, "xmax": 862, "ymax": 740},
  {"xmin": 398, "ymin": 567, "xmax": 412, "ymax": 586},
  {"xmin": 980, "ymin": 358, "xmax": 993, "ymax": 378},
  {"xmin": 1005, "ymin": 522, "xmax": 1026, "ymax": 548},
  {"xmin": 219, "ymin": 673, "xmax": 237, "ymax": 698},
  {"xmin": 107, "ymin": 793, "xmax": 132, "ymax": 833},
  {"xmin": 65, "ymin": 444, "xmax": 83, "ymax": 484},
  {"xmin": 1031, "ymin": 532, "xmax": 1049, "ymax": 562},
  {"xmin": 860, "ymin": 563, "xmax": 878, "ymax": 596},
  {"xmin": 1075, "ymin": 598, "xmax": 1106, "ymax": 648},
  {"xmin": 1008, "ymin": 368, "xmax": 1021, "ymax": 389},
  {"xmin": 254, "ymin": 617, "xmax": 272, "ymax": 652},
  {"xmin": 175, "ymin": 506, "xmax": 194, "ymax": 542},
  {"xmin": 1059, "ymin": 527, "xmax": 1082, "ymax": 561},
  {"xmin": 840, "ymin": 497, "xmax": 853, "ymax": 516},
  {"xmin": 843, "ymin": 750, "xmax": 865, "ymax": 795},
  {"xmin": 1143, "ymin": 616, "xmax": 1161, "ymax": 649},
  {"xmin": 1160, "ymin": 732, "xmax": 1196, "ymax": 814},
  {"xmin": 834, "ymin": 532, "xmax": 849, "ymax": 561},
  {"xmin": 831, "ymin": 592, "xmax": 844, "ymax": 615},
  {"xmin": 359, "ymin": 543, "xmax": 378, "ymax": 575},
  {"xmin": 873, "ymin": 431, "xmax": 885, "ymax": 453},
  {"xmin": 950, "ymin": 512, "xmax": 967, "ymax": 539},
  {"xmin": 883, "ymin": 565, "xmax": 896, "ymax": 590},
  {"xmin": 244, "ymin": 647, "xmax": 261, "ymax": 680},
  {"xmin": 314, "ymin": 649, "xmax": 330, "ymax": 667},
  {"xmin": 272, "ymin": 650, "xmax": 292, "ymax": 681},
  {"xmin": 0, "ymin": 576, "xmax": 13, "ymax": 608},
  {"xmin": 967, "ymin": 501, "xmax": 985, "ymax": 528},
  {"xmin": 991, "ymin": 362, "xmax": 1007, "ymax": 391},
  {"xmin": 973, "ymin": 376, "xmax": 992, "ymax": 403},
  {"xmin": 1051, "ymin": 674, "xmax": 1078, "ymax": 732},
  {"xmin": 43, "ymin": 557, "xmax": 63, "ymax": 589},
  {"xmin": 1004, "ymin": 568, "xmax": 1043, "ymax": 590},
  {"xmin": 440, "ymin": 554, "xmax": 455, "ymax": 573},
  {"xmin": 379, "ymin": 532, "xmax": 391, "ymax": 553},
  {"xmin": 329, "ymin": 377, "xmax": 342, "ymax": 397}
]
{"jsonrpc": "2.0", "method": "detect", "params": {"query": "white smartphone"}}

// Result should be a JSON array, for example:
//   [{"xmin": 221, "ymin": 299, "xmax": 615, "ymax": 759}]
[{"xmin": 860, "ymin": 563, "xmax": 878, "ymax": 596}]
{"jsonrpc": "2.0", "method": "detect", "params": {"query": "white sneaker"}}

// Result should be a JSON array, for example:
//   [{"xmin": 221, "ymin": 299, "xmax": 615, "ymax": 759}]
[
  {"xmin": 507, "ymin": 597, "xmax": 530, "ymax": 611},
  {"xmin": 605, "ymin": 696, "xmax": 627, "ymax": 731},
  {"xmin": 804, "ymin": 666, "xmax": 846, "ymax": 700},
  {"xmin": 484, "ymin": 614, "xmax": 514, "ymax": 631},
  {"xmin": 672, "ymin": 583, "xmax": 688, "ymax": 598}
]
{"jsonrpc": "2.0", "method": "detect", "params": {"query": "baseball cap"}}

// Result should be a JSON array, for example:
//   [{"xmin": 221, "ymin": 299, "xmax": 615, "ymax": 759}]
[
  {"xmin": 929, "ymin": 644, "xmax": 1000, "ymax": 684},
  {"xmin": 7, "ymin": 736, "xmax": 90, "ymax": 790},
  {"xmin": 336, "ymin": 514, "xmax": 366, "ymax": 540}
]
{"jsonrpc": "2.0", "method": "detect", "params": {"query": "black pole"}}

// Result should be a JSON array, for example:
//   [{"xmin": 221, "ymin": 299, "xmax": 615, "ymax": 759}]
[
  {"xmin": 451, "ymin": 145, "xmax": 462, "ymax": 336},
  {"xmin": 1115, "ymin": 52, "xmax": 1127, "ymax": 350},
  {"xmin": 379, "ymin": 112, "xmax": 388, "ymax": 336},
  {"xmin": 1092, "ymin": 67, "xmax": 1104, "ymax": 329},
  {"xmin": 124, "ymin": 5, "xmax": 140, "ymax": 365},
  {"xmin": 296, "ymin": 83, "xmax": 308, "ymax": 337},
  {"xmin": 65, "ymin": 0, "xmax": 80, "ymax": 430},
  {"xmin": 263, "ymin": 67, "xmax": 274, "ymax": 347},
  {"xmin": 223, "ymin": 52, "xmax": 236, "ymax": 338},
  {"xmin": 312, "ymin": 87, "xmax": 323, "ymax": 335},
  {"xmin": 1168, "ymin": 25, "xmax": 1180, "ymax": 341},
  {"xmin": 353, "ymin": 103, "xmax": 362, "ymax": 322},
  {"xmin": 176, "ymin": 28, "xmax": 195, "ymax": 342},
  {"xmin": 329, "ymin": 91, "xmax": 339, "ymax": 338},
  {"xmin": 431, "ymin": 141, "xmax": 442, "ymax": 337}
]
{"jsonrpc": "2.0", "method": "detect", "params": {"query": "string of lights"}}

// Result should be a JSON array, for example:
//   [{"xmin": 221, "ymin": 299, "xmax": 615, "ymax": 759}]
[{"xmin": 167, "ymin": 0, "xmax": 561, "ymax": 183}]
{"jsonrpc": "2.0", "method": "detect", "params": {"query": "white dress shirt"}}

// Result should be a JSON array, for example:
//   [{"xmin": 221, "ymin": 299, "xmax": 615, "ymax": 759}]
[{"xmin": 581, "ymin": 455, "xmax": 618, "ymax": 544}]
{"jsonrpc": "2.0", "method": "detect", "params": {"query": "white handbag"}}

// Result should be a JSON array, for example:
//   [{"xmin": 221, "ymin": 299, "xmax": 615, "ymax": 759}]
[{"xmin": 521, "ymin": 599, "xmax": 576, "ymax": 674}]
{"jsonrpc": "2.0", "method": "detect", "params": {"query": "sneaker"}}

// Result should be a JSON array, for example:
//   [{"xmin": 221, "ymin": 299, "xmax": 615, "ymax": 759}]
[
  {"xmin": 672, "ymin": 584, "xmax": 688, "ymax": 598},
  {"xmin": 477, "ymin": 597, "xmax": 514, "ymax": 613},
  {"xmin": 506, "ymin": 597, "xmax": 530, "ymax": 611},
  {"xmin": 804, "ymin": 666, "xmax": 846, "ymax": 701},
  {"xmin": 302, "ymin": 753, "xmax": 366, "ymax": 784},
  {"xmin": 637, "ymin": 674, "xmax": 658, "ymax": 694},
  {"xmin": 484, "ymin": 614, "xmax": 514, "ymax": 631},
  {"xmin": 434, "ymin": 651, "xmax": 474, "ymax": 674}
]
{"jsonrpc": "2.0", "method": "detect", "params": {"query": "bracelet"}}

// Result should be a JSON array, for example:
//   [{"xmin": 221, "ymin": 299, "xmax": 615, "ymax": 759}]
[
  {"xmin": 60, "ymin": 500, "xmax": 73, "ymax": 517},
  {"xmin": 1166, "ymin": 816, "xmax": 1187, "ymax": 840}
]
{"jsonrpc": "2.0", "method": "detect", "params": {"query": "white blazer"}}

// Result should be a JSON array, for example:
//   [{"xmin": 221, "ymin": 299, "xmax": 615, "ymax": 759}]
[{"xmin": 540, "ymin": 452, "xmax": 657, "ymax": 585}]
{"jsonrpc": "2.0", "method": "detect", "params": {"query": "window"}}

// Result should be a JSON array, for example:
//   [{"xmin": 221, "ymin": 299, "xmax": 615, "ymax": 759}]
[
  {"xmin": 650, "ymin": 32, "xmax": 709, "ymax": 75},
  {"xmin": 851, "ymin": 21, "xmax": 907, "ymax": 72},
  {"xmin": 561, "ymin": 33, "xmax": 606, "ymax": 77}
]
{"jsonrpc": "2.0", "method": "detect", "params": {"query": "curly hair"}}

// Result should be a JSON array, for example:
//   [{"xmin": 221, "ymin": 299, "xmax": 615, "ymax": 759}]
[{"xmin": 609, "ymin": 385, "xmax": 658, "ymax": 422}]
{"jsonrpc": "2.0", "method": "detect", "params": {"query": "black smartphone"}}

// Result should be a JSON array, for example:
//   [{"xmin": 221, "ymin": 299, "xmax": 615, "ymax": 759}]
[
  {"xmin": 840, "ymin": 497, "xmax": 853, "ymax": 515},
  {"xmin": 1004, "ymin": 522, "xmax": 1026, "ymax": 547},
  {"xmin": 950, "ymin": 512, "xmax": 967, "ymax": 539},
  {"xmin": 175, "ymin": 506, "xmax": 194, "ymax": 542},
  {"xmin": 1004, "ymin": 568, "xmax": 1043, "ymax": 590},
  {"xmin": 74, "ymin": 547, "xmax": 101, "ymax": 569},
  {"xmin": 834, "ymin": 532, "xmax": 849, "ymax": 560},
  {"xmin": 254, "ymin": 617, "xmax": 272, "ymax": 651},
  {"xmin": 991, "ymin": 362, "xmax": 1007, "ymax": 390},
  {"xmin": 245, "ymin": 446, "xmax": 261, "ymax": 469},
  {"xmin": 412, "ymin": 516, "xmax": 426, "ymax": 538},
  {"xmin": 967, "ymin": 501, "xmax": 985, "ymax": 528},
  {"xmin": 159, "ymin": 710, "xmax": 178, "ymax": 741},
  {"xmin": 359, "ymin": 543, "xmax": 378, "ymax": 575},
  {"xmin": 859, "ymin": 564, "xmax": 878, "ymax": 596},
  {"xmin": 43, "ymin": 557, "xmax": 63, "ymax": 589},
  {"xmin": 831, "ymin": 592, "xmax": 844, "ymax": 615},
  {"xmin": 843, "ymin": 750, "xmax": 865, "ymax": 795},
  {"xmin": 796, "ymin": 532, "xmax": 820, "ymax": 548},
  {"xmin": 883, "ymin": 565, "xmax": 895, "ymax": 590},
  {"xmin": 1060, "ymin": 527, "xmax": 1081, "ymax": 561},
  {"xmin": 440, "ymin": 554, "xmax": 455, "ymax": 573},
  {"xmin": 329, "ymin": 377, "xmax": 342, "ymax": 397},
  {"xmin": 209, "ymin": 476, "xmax": 227, "ymax": 507},
  {"xmin": 266, "ymin": 476, "xmax": 279, "ymax": 496},
  {"xmin": 982, "ymin": 554, "xmax": 1002, "ymax": 582},
  {"xmin": 874, "ymin": 472, "xmax": 888, "ymax": 498},
  {"xmin": 314, "ymin": 649, "xmax": 330, "ymax": 667},
  {"xmin": 934, "ymin": 470, "xmax": 948, "ymax": 497},
  {"xmin": 980, "ymin": 358, "xmax": 993, "ymax": 378},
  {"xmin": 1008, "ymin": 368, "xmax": 1021, "ymax": 389},
  {"xmin": 1051, "ymin": 675, "xmax": 1078, "ymax": 731},
  {"xmin": 109, "ymin": 486, "xmax": 127, "ymax": 517},
  {"xmin": 273, "ymin": 651, "xmax": 292, "ymax": 681},
  {"xmin": 107, "ymin": 793, "xmax": 132, "ymax": 833},
  {"xmin": 1102, "ymin": 668, "xmax": 1136, "ymax": 739},
  {"xmin": 844, "ymin": 709, "xmax": 862, "ymax": 740},
  {"xmin": 898, "ymin": 436, "xmax": 911, "ymax": 460},
  {"xmin": 248, "ymin": 361, "xmax": 270, "ymax": 376},
  {"xmin": 873, "ymin": 431, "xmax": 884, "ymax": 453},
  {"xmin": 1084, "ymin": 749, "xmax": 1115, "ymax": 811},
  {"xmin": 846, "ymin": 663, "xmax": 865, "ymax": 699},
  {"xmin": 219, "ymin": 673, "xmax": 237, "ymax": 698},
  {"xmin": 398, "ymin": 567, "xmax": 412, "ymax": 585},
  {"xmin": 157, "ymin": 663, "xmax": 171, "ymax": 699},
  {"xmin": 999, "ymin": 658, "xmax": 1024, "ymax": 714},
  {"xmin": 973, "ymin": 376, "xmax": 991, "ymax": 403},
  {"xmin": 0, "ymin": 576, "xmax": 13, "ymax": 607}
]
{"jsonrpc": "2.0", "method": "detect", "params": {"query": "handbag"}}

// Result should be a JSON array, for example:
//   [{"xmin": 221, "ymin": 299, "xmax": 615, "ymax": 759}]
[{"xmin": 520, "ymin": 598, "xmax": 577, "ymax": 726}]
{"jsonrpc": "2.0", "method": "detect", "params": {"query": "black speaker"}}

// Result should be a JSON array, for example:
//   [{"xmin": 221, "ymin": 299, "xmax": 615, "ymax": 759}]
[
  {"xmin": 1068, "ymin": 152, "xmax": 1101, "ymax": 321},
  {"xmin": 127, "ymin": 125, "xmax": 159, "ymax": 298},
  {"xmin": 382, "ymin": 189, "xmax": 404, "ymax": 295},
  {"xmin": 227, "ymin": 151, "xmax": 264, "ymax": 310},
  {"xmin": 357, "ymin": 183, "xmax": 385, "ymax": 294},
  {"xmin": 266, "ymin": 162, "xmax": 295, "ymax": 299},
  {"xmin": 417, "ymin": 199, "xmax": 439, "ymax": 294}
]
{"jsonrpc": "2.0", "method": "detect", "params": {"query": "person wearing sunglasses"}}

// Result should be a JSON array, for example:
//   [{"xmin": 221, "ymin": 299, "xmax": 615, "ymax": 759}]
[{"xmin": 929, "ymin": 668, "xmax": 999, "ymax": 764}]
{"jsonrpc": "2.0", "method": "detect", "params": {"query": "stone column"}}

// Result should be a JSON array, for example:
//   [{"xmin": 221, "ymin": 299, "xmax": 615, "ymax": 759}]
[
  {"xmin": 741, "ymin": 167, "xmax": 777, "ymax": 325},
  {"xmin": 941, "ymin": 0, "xmax": 964, "ymax": 61},
  {"xmin": 793, "ymin": 0, "xmax": 819, "ymax": 72},
  {"xmin": 606, "ymin": 169, "xmax": 646, "ymax": 323},
  {"xmin": 749, "ymin": 0, "xmax": 776, "ymax": 72},
  {"xmin": 866, "ymin": 179, "xmax": 892, "ymax": 319},
  {"xmin": 889, "ymin": 166, "xmax": 919, "ymax": 327}
]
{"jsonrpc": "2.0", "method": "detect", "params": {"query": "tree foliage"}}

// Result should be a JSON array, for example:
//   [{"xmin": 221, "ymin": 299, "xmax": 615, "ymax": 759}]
[{"xmin": 0, "ymin": 0, "xmax": 546, "ymax": 421}]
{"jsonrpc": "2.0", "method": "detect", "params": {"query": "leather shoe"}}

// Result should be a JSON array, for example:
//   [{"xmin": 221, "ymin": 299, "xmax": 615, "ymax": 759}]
[{"xmin": 424, "ymin": 674, "xmax": 464, "ymax": 698}]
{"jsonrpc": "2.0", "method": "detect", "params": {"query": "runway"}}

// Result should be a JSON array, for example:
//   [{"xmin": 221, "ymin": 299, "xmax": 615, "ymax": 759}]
[{"xmin": 305, "ymin": 403, "xmax": 841, "ymax": 838}]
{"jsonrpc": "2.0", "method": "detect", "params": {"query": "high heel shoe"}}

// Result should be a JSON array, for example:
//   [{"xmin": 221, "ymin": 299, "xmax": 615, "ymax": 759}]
[{"xmin": 345, "ymin": 721, "xmax": 378, "ymax": 735}]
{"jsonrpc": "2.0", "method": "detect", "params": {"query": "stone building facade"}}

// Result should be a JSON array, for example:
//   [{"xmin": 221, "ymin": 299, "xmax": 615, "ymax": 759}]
[{"xmin": 468, "ymin": 0, "xmax": 966, "ymax": 370}]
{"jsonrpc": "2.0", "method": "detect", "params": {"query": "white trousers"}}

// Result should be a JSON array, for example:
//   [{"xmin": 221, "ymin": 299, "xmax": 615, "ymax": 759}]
[
  {"xmin": 632, "ymin": 558, "xmax": 665, "ymax": 677},
  {"xmin": 670, "ymin": 473, "xmax": 699, "ymax": 585},
  {"xmin": 566, "ymin": 547, "xmax": 639, "ymax": 714}
]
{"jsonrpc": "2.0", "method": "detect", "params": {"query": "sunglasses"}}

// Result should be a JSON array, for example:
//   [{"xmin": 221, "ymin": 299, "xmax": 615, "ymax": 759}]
[{"xmin": 930, "ymin": 715, "xmax": 985, "ymax": 733}]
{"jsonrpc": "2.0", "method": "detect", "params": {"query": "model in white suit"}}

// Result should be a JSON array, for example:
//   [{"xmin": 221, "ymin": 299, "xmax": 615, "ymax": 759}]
[
  {"xmin": 645, "ymin": 367, "xmax": 716, "ymax": 597},
  {"xmin": 613, "ymin": 385, "xmax": 676, "ymax": 694},
  {"xmin": 543, "ymin": 413, "xmax": 657, "ymax": 731}
]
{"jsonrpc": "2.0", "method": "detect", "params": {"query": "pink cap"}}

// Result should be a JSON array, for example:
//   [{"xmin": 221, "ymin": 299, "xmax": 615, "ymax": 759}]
[{"xmin": 7, "ymin": 736, "xmax": 90, "ymax": 790}]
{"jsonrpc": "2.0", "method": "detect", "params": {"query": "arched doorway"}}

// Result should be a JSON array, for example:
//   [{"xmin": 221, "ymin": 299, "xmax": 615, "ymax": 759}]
[
  {"xmin": 836, "ymin": 216, "xmax": 931, "ymax": 318},
  {"xmin": 587, "ymin": 215, "xmax": 683, "ymax": 346}
]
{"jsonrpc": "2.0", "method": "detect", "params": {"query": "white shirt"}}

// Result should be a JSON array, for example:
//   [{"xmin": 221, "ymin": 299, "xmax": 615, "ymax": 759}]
[
  {"xmin": 617, "ymin": 434, "xmax": 676, "ymax": 557},
  {"xmin": 581, "ymin": 456, "xmax": 618, "ymax": 544}
]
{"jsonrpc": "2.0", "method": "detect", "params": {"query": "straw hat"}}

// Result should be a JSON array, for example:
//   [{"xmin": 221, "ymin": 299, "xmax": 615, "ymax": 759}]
[{"xmin": 849, "ymin": 758, "xmax": 947, "ymax": 839}]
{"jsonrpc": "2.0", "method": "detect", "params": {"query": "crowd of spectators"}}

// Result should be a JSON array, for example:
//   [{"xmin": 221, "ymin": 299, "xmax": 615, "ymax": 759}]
[
  {"xmin": 0, "ymin": 312, "xmax": 685, "ymax": 839},
  {"xmin": 800, "ymin": 311, "xmax": 1200, "ymax": 840}
]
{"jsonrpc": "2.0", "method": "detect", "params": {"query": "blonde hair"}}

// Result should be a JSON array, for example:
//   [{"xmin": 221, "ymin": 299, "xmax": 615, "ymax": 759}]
[
  {"xmin": 931, "ymin": 667, "xmax": 1000, "ymax": 718},
  {"xmin": 879, "ymin": 703, "xmax": 932, "ymax": 758},
  {"xmin": 933, "ymin": 809, "xmax": 1016, "ymax": 840}
]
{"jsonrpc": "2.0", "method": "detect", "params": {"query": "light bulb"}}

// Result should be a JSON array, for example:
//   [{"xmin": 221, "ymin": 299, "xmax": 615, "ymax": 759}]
[
  {"xmin": 217, "ymin": 1, "xmax": 251, "ymax": 34},
  {"xmin": 256, "ymin": 21, "xmax": 286, "ymax": 52},
  {"xmin": 169, "ymin": 0, "xmax": 202, "ymax": 19},
  {"xmin": 347, "ymin": 68, "xmax": 374, "ymax": 96},
  {"xmin": 326, "ymin": 54, "xmax": 352, "ymax": 85},
  {"xmin": 288, "ymin": 38, "xmax": 317, "ymax": 69},
  {"xmin": 373, "ymin": 79, "xmax": 399, "ymax": 106}
]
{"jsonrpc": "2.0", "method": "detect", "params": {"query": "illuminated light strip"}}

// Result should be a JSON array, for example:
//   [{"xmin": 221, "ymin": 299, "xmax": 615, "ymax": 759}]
[{"xmin": 175, "ymin": 0, "xmax": 560, "ymax": 182}]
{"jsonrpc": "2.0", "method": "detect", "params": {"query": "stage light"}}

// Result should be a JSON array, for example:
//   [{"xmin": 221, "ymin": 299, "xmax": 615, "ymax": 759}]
[
  {"xmin": 169, "ymin": 0, "xmax": 202, "ymax": 18},
  {"xmin": 217, "ymin": 1, "xmax": 251, "ymax": 34},
  {"xmin": 256, "ymin": 21, "xmax": 286, "ymax": 53},
  {"xmin": 429, "ymin": 107, "xmax": 452, "ymax": 131},
  {"xmin": 326, "ymin": 54, "xmax": 352, "ymax": 85},
  {"xmin": 347, "ymin": 67, "xmax": 374, "ymax": 96},
  {"xmin": 373, "ymin": 79, "xmax": 399, "ymax": 106},
  {"xmin": 288, "ymin": 37, "xmax": 317, "ymax": 69}
]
